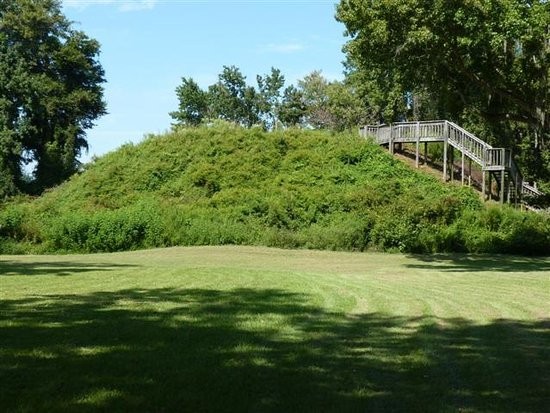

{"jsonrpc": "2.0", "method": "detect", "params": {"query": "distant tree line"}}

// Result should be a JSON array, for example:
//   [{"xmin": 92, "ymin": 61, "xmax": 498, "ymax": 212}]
[{"xmin": 170, "ymin": 66, "xmax": 375, "ymax": 132}]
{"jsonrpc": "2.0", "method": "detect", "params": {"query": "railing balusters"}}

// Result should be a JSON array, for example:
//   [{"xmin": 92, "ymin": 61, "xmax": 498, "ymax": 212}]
[{"xmin": 362, "ymin": 120, "xmax": 544, "ymax": 207}]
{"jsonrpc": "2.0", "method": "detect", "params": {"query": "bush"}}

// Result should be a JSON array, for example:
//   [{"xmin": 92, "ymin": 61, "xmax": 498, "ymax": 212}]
[
  {"xmin": 0, "ymin": 202, "xmax": 42, "ymax": 244},
  {"xmin": 46, "ymin": 201, "xmax": 166, "ymax": 252},
  {"xmin": 301, "ymin": 213, "xmax": 374, "ymax": 251},
  {"xmin": 0, "ymin": 206, "xmax": 24, "ymax": 239},
  {"xmin": 459, "ymin": 207, "xmax": 550, "ymax": 255},
  {"xmin": 263, "ymin": 228, "xmax": 304, "ymax": 250}
]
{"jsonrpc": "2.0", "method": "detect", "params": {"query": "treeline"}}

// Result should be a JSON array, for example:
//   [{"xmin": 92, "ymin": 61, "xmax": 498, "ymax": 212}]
[
  {"xmin": 170, "ymin": 66, "xmax": 375, "ymax": 132},
  {"xmin": 1, "ymin": 126, "xmax": 548, "ymax": 256}
]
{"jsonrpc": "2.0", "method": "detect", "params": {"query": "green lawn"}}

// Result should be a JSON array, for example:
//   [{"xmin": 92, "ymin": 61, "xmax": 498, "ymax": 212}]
[{"xmin": 1, "ymin": 246, "xmax": 549, "ymax": 412}]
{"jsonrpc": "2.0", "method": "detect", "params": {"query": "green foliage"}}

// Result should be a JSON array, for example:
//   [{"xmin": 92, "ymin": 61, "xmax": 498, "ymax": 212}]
[
  {"xmin": 0, "ymin": 0, "xmax": 106, "ymax": 194},
  {"xmin": 294, "ymin": 71, "xmax": 376, "ymax": 131},
  {"xmin": 460, "ymin": 206, "xmax": 550, "ymax": 256},
  {"xmin": 207, "ymin": 66, "xmax": 261, "ymax": 127},
  {"xmin": 0, "ymin": 125, "xmax": 548, "ymax": 255},
  {"xmin": 278, "ymin": 85, "xmax": 306, "ymax": 127},
  {"xmin": 257, "ymin": 67, "xmax": 285, "ymax": 129},
  {"xmin": 170, "ymin": 77, "xmax": 208, "ymax": 126},
  {"xmin": 300, "ymin": 212, "xmax": 374, "ymax": 251},
  {"xmin": 0, "ymin": 202, "xmax": 41, "ymax": 254},
  {"xmin": 45, "ymin": 200, "xmax": 166, "ymax": 253},
  {"xmin": 0, "ymin": 204, "xmax": 24, "ymax": 239},
  {"xmin": 336, "ymin": 0, "xmax": 550, "ymax": 184},
  {"xmin": 172, "ymin": 67, "xmax": 376, "ymax": 131}
]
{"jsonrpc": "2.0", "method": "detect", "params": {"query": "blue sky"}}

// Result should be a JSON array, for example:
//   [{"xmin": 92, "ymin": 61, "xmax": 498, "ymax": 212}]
[{"xmin": 61, "ymin": 0, "xmax": 347, "ymax": 162}]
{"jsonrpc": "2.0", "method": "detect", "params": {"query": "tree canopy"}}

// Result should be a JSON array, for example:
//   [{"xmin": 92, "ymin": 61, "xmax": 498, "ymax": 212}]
[
  {"xmin": 336, "ymin": 0, "xmax": 549, "ymax": 184},
  {"xmin": 0, "ymin": 0, "xmax": 106, "ymax": 196},
  {"xmin": 171, "ymin": 66, "xmax": 371, "ymax": 132}
]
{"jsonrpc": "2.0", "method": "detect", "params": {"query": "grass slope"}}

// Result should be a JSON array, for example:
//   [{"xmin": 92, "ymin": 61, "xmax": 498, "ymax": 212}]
[
  {"xmin": 1, "ymin": 124, "xmax": 548, "ymax": 254},
  {"xmin": 1, "ymin": 246, "xmax": 549, "ymax": 412}
]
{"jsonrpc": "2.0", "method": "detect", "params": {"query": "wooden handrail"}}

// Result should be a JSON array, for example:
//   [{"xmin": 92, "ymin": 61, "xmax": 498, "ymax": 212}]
[{"xmin": 361, "ymin": 120, "xmax": 544, "ymax": 208}]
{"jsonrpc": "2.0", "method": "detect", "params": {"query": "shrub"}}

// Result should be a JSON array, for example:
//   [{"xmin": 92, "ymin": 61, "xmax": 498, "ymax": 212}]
[
  {"xmin": 263, "ymin": 228, "xmax": 304, "ymax": 249},
  {"xmin": 459, "ymin": 207, "xmax": 550, "ymax": 255},
  {"xmin": 0, "ymin": 202, "xmax": 42, "ymax": 244},
  {"xmin": 301, "ymin": 212, "xmax": 374, "ymax": 251},
  {"xmin": 46, "ymin": 200, "xmax": 166, "ymax": 252},
  {"xmin": 0, "ymin": 205, "xmax": 25, "ymax": 239}
]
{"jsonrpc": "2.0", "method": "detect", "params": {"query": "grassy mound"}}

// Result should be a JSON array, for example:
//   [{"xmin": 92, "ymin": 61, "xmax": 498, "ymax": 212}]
[{"xmin": 1, "ymin": 123, "xmax": 548, "ymax": 254}]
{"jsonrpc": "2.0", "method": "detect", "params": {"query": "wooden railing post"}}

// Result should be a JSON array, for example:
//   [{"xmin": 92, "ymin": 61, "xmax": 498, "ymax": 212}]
[
  {"xmin": 443, "ymin": 121, "xmax": 450, "ymax": 181},
  {"xmin": 500, "ymin": 172, "xmax": 505, "ymax": 203},
  {"xmin": 450, "ymin": 146, "xmax": 455, "ymax": 182},
  {"xmin": 424, "ymin": 142, "xmax": 428, "ymax": 165},
  {"xmin": 443, "ymin": 139, "xmax": 448, "ymax": 181},
  {"xmin": 499, "ymin": 148, "xmax": 505, "ymax": 203},
  {"xmin": 461, "ymin": 151, "xmax": 465, "ymax": 185},
  {"xmin": 482, "ymin": 170, "xmax": 486, "ymax": 200},
  {"xmin": 481, "ymin": 147, "xmax": 487, "ymax": 200},
  {"xmin": 389, "ymin": 123, "xmax": 394, "ymax": 154},
  {"xmin": 415, "ymin": 122, "xmax": 420, "ymax": 168}
]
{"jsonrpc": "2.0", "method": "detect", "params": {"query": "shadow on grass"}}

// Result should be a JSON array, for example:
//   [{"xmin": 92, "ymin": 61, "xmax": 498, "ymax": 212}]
[
  {"xmin": 405, "ymin": 254, "xmax": 550, "ymax": 273},
  {"xmin": 0, "ymin": 261, "xmax": 138, "ymax": 277},
  {"xmin": 1, "ymin": 287, "xmax": 548, "ymax": 412}
]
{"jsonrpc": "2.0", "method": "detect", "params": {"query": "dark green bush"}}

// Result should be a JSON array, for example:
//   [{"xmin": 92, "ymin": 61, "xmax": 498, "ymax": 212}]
[
  {"xmin": 505, "ymin": 214, "xmax": 549, "ymax": 256},
  {"xmin": 458, "ymin": 207, "xmax": 550, "ymax": 255},
  {"xmin": 263, "ymin": 228, "xmax": 304, "ymax": 249}
]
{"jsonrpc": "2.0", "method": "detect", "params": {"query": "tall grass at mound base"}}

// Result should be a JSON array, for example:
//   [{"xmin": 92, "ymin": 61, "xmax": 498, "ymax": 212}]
[{"xmin": 0, "ymin": 123, "xmax": 549, "ymax": 255}]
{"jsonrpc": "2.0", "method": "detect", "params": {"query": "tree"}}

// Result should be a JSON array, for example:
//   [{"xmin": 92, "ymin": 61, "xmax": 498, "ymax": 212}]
[
  {"xmin": 0, "ymin": 0, "xmax": 106, "ymax": 195},
  {"xmin": 208, "ymin": 65, "xmax": 260, "ymax": 127},
  {"xmin": 296, "ymin": 71, "xmax": 374, "ymax": 131},
  {"xmin": 297, "ymin": 70, "xmax": 331, "ymax": 129},
  {"xmin": 0, "ymin": 39, "xmax": 25, "ymax": 197},
  {"xmin": 170, "ymin": 77, "xmax": 207, "ymax": 126},
  {"xmin": 326, "ymin": 81, "xmax": 376, "ymax": 131},
  {"xmin": 279, "ymin": 85, "xmax": 306, "ymax": 127},
  {"xmin": 257, "ymin": 67, "xmax": 285, "ymax": 129},
  {"xmin": 336, "ymin": 0, "xmax": 549, "ymax": 182},
  {"xmin": 170, "ymin": 66, "xmax": 371, "ymax": 133},
  {"xmin": 172, "ymin": 66, "xmax": 284, "ymax": 129}
]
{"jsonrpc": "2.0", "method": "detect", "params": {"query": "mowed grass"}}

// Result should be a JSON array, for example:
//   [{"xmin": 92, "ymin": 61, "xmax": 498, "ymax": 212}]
[{"xmin": 1, "ymin": 247, "xmax": 549, "ymax": 412}]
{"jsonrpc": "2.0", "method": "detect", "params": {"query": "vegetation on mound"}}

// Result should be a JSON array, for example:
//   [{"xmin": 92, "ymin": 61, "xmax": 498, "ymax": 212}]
[{"xmin": 0, "ymin": 124, "xmax": 548, "ymax": 255}]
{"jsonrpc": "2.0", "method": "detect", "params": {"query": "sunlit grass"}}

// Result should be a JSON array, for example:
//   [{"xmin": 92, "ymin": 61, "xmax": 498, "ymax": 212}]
[{"xmin": 1, "ymin": 246, "xmax": 549, "ymax": 412}]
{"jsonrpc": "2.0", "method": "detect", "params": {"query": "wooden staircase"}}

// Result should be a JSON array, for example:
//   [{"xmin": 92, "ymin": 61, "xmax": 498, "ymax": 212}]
[{"xmin": 361, "ymin": 120, "xmax": 544, "ymax": 207}]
